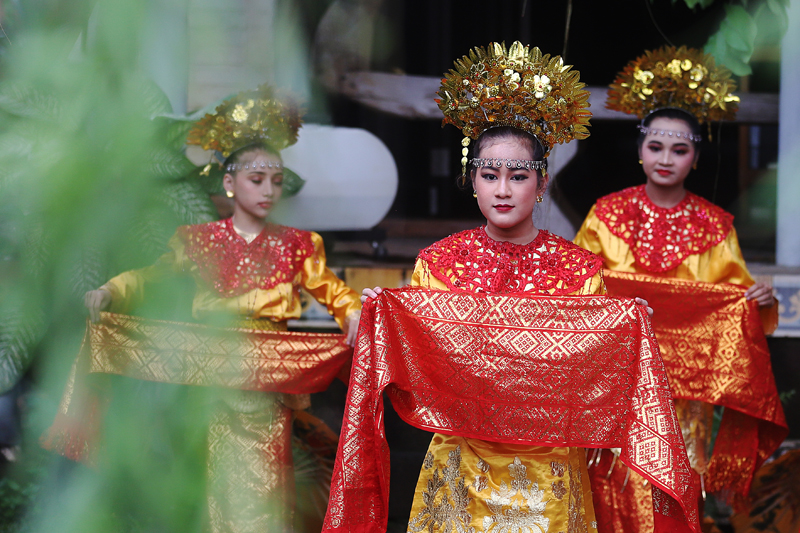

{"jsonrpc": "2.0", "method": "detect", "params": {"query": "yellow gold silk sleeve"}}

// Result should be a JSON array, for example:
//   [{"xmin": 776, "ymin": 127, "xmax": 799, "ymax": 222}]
[
  {"xmin": 583, "ymin": 270, "xmax": 607, "ymax": 296},
  {"xmin": 102, "ymin": 232, "xmax": 189, "ymax": 314},
  {"xmin": 301, "ymin": 232, "xmax": 361, "ymax": 328},
  {"xmin": 575, "ymin": 206, "xmax": 777, "ymax": 333},
  {"xmin": 411, "ymin": 259, "xmax": 449, "ymax": 290}
]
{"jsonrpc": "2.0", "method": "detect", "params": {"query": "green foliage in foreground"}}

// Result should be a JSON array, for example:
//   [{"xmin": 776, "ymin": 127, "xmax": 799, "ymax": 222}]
[{"xmin": 669, "ymin": 0, "xmax": 790, "ymax": 76}]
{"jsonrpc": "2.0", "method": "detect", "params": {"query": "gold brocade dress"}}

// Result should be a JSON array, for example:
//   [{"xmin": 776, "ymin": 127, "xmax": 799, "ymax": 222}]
[
  {"xmin": 573, "ymin": 185, "xmax": 779, "ymax": 533},
  {"xmin": 406, "ymin": 226, "xmax": 605, "ymax": 533},
  {"xmin": 102, "ymin": 217, "xmax": 361, "ymax": 533}
]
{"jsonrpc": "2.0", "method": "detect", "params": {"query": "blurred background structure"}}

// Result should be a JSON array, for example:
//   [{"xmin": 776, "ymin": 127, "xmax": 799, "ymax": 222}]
[{"xmin": 0, "ymin": 0, "xmax": 798, "ymax": 532}]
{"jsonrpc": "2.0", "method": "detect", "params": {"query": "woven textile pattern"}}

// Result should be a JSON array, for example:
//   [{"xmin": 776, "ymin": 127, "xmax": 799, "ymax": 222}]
[
  {"xmin": 87, "ymin": 312, "xmax": 351, "ymax": 393},
  {"xmin": 43, "ymin": 313, "xmax": 351, "ymax": 464},
  {"xmin": 180, "ymin": 219, "xmax": 315, "ymax": 297},
  {"xmin": 595, "ymin": 186, "xmax": 733, "ymax": 273},
  {"xmin": 206, "ymin": 399, "xmax": 294, "ymax": 532},
  {"xmin": 322, "ymin": 288, "xmax": 700, "ymax": 533},
  {"xmin": 604, "ymin": 271, "xmax": 788, "ymax": 499}
]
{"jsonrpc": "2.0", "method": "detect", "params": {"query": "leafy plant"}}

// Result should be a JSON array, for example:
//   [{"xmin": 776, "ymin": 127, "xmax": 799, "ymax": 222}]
[{"xmin": 671, "ymin": 0, "xmax": 790, "ymax": 75}]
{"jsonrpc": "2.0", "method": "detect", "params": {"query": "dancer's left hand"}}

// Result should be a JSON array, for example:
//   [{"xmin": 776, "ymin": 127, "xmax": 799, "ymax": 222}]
[
  {"xmin": 635, "ymin": 297, "xmax": 654, "ymax": 318},
  {"xmin": 745, "ymin": 282, "xmax": 775, "ymax": 307}
]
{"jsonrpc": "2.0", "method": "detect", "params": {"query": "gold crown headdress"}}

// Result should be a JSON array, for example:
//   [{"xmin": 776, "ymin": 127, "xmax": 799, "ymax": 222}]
[
  {"xmin": 186, "ymin": 84, "xmax": 305, "ymax": 196},
  {"xmin": 437, "ymin": 41, "xmax": 592, "ymax": 179},
  {"xmin": 187, "ymin": 84, "xmax": 303, "ymax": 159},
  {"xmin": 606, "ymin": 45, "xmax": 739, "ymax": 129}
]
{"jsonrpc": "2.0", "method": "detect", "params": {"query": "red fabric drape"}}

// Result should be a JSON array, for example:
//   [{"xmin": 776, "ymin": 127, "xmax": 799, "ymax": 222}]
[
  {"xmin": 42, "ymin": 312, "xmax": 352, "ymax": 463},
  {"xmin": 322, "ymin": 288, "xmax": 700, "ymax": 533},
  {"xmin": 604, "ymin": 271, "xmax": 788, "ymax": 500}
]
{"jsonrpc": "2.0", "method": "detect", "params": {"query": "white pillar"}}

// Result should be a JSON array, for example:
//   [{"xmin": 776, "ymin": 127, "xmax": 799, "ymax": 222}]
[
  {"xmin": 777, "ymin": 0, "xmax": 800, "ymax": 266},
  {"xmin": 141, "ymin": 0, "xmax": 189, "ymax": 114}
]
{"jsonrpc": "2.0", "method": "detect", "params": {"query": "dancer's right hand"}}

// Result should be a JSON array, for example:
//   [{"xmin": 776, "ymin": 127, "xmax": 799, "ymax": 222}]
[
  {"xmin": 84, "ymin": 289, "xmax": 112, "ymax": 323},
  {"xmin": 361, "ymin": 286, "xmax": 383, "ymax": 304}
]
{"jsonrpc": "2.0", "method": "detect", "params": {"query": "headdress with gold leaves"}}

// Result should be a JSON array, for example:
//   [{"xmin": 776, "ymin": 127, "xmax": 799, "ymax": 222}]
[
  {"xmin": 437, "ymin": 41, "xmax": 592, "ymax": 178},
  {"xmin": 186, "ymin": 84, "xmax": 305, "ymax": 197},
  {"xmin": 187, "ymin": 84, "xmax": 302, "ymax": 158},
  {"xmin": 606, "ymin": 45, "xmax": 739, "ymax": 127}
]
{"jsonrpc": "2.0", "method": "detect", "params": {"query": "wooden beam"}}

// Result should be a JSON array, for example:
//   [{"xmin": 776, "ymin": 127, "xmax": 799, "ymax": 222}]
[{"xmin": 340, "ymin": 71, "xmax": 779, "ymax": 124}]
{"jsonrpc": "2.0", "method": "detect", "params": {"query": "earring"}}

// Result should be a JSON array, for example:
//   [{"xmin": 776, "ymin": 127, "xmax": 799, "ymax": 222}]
[
  {"xmin": 638, "ymin": 159, "xmax": 643, "ymax": 165},
  {"xmin": 473, "ymin": 191, "xmax": 477, "ymax": 198},
  {"xmin": 226, "ymin": 190, "xmax": 234, "ymax": 198},
  {"xmin": 693, "ymin": 162, "xmax": 698, "ymax": 170},
  {"xmin": 536, "ymin": 195, "xmax": 544, "ymax": 203}
]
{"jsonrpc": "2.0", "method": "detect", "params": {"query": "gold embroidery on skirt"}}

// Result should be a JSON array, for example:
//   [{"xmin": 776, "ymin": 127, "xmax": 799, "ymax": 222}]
[
  {"xmin": 552, "ymin": 480, "xmax": 567, "ymax": 500},
  {"xmin": 482, "ymin": 457, "xmax": 549, "ymax": 532},
  {"xmin": 567, "ymin": 462, "xmax": 588, "ymax": 533},
  {"xmin": 408, "ymin": 445, "xmax": 475, "ymax": 533}
]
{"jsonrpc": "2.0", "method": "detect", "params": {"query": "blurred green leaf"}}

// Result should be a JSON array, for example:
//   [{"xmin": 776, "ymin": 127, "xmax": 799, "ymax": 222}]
[
  {"xmin": 720, "ymin": 4, "xmax": 757, "ymax": 54},
  {"xmin": 0, "ymin": 303, "xmax": 46, "ymax": 394},
  {"xmin": 682, "ymin": 0, "xmax": 716, "ymax": 8}
]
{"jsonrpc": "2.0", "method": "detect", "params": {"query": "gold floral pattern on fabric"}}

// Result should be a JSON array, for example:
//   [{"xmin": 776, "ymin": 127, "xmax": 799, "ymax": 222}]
[
  {"xmin": 594, "ymin": 186, "xmax": 733, "ymax": 273},
  {"xmin": 408, "ymin": 446, "xmax": 475, "ymax": 533},
  {"xmin": 416, "ymin": 227, "xmax": 603, "ymax": 295},
  {"xmin": 552, "ymin": 480, "xmax": 567, "ymax": 500},
  {"xmin": 180, "ymin": 218, "xmax": 315, "ymax": 297},
  {"xmin": 551, "ymin": 462, "xmax": 565, "ymax": 478},
  {"xmin": 567, "ymin": 463, "xmax": 588, "ymax": 533},
  {"xmin": 482, "ymin": 457, "xmax": 550, "ymax": 533}
]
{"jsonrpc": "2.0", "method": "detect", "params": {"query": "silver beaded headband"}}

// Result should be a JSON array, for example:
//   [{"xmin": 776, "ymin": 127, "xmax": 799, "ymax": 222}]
[
  {"xmin": 470, "ymin": 158, "xmax": 547, "ymax": 171},
  {"xmin": 225, "ymin": 160, "xmax": 283, "ymax": 173},
  {"xmin": 637, "ymin": 125, "xmax": 702, "ymax": 143}
]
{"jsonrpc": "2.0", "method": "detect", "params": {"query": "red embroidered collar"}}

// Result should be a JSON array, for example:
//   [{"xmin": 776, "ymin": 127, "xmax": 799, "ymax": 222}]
[
  {"xmin": 179, "ymin": 218, "xmax": 315, "ymax": 297},
  {"xmin": 594, "ymin": 185, "xmax": 733, "ymax": 273},
  {"xmin": 417, "ymin": 226, "xmax": 603, "ymax": 295}
]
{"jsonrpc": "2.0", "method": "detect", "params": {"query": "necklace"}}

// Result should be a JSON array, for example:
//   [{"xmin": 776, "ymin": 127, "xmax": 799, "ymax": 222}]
[{"xmin": 232, "ymin": 224, "xmax": 261, "ymax": 244}]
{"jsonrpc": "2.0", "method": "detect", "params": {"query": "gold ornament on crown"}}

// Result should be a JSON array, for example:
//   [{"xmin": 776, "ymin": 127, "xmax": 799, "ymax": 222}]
[
  {"xmin": 436, "ymin": 41, "xmax": 592, "ymax": 178},
  {"xmin": 186, "ymin": 84, "xmax": 303, "ymax": 159},
  {"xmin": 606, "ymin": 45, "xmax": 739, "ymax": 124}
]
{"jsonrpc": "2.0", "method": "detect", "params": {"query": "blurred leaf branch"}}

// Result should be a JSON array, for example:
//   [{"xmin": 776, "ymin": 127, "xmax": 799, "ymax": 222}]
[
  {"xmin": 0, "ymin": 0, "xmax": 217, "ymax": 395},
  {"xmin": 668, "ymin": 0, "xmax": 789, "ymax": 75},
  {"xmin": 0, "ymin": 1, "xmax": 221, "ymax": 531}
]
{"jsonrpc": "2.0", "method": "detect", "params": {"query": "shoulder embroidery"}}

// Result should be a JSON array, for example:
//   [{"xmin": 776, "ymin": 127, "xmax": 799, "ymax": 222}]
[
  {"xmin": 179, "ymin": 219, "xmax": 315, "ymax": 297},
  {"xmin": 418, "ymin": 227, "xmax": 602, "ymax": 295},
  {"xmin": 595, "ymin": 185, "xmax": 733, "ymax": 272}
]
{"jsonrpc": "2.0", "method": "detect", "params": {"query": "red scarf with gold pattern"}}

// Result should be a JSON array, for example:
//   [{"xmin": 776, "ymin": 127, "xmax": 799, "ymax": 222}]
[
  {"xmin": 322, "ymin": 289, "xmax": 701, "ymax": 533},
  {"xmin": 604, "ymin": 271, "xmax": 788, "ymax": 504}
]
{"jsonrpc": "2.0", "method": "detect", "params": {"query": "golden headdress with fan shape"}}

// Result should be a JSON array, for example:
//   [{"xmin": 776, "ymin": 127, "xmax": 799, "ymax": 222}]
[
  {"xmin": 186, "ymin": 84, "xmax": 303, "ymax": 159},
  {"xmin": 437, "ymin": 41, "xmax": 591, "ymax": 177},
  {"xmin": 606, "ymin": 45, "xmax": 739, "ymax": 123}
]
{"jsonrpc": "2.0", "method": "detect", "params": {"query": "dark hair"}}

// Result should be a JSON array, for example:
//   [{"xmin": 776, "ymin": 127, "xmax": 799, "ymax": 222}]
[
  {"xmin": 637, "ymin": 108, "xmax": 702, "ymax": 152},
  {"xmin": 464, "ymin": 126, "xmax": 546, "ymax": 189},
  {"xmin": 223, "ymin": 141, "xmax": 281, "ymax": 169}
]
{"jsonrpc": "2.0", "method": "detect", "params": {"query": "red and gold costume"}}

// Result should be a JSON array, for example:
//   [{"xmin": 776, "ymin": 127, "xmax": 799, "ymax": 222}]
[
  {"xmin": 45, "ymin": 218, "xmax": 360, "ymax": 532},
  {"xmin": 574, "ymin": 185, "xmax": 786, "ymax": 532},
  {"xmin": 322, "ymin": 283, "xmax": 702, "ymax": 533},
  {"xmin": 406, "ymin": 228, "xmax": 604, "ymax": 533}
]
